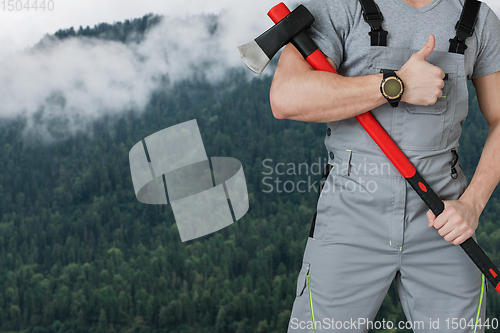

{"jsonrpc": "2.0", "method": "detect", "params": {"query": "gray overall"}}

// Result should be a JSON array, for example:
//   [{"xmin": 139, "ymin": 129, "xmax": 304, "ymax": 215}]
[{"xmin": 287, "ymin": 3, "xmax": 487, "ymax": 333}]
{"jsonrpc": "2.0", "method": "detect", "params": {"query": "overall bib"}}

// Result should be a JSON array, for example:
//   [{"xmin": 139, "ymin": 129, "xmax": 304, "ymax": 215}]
[{"xmin": 287, "ymin": 1, "xmax": 487, "ymax": 332}]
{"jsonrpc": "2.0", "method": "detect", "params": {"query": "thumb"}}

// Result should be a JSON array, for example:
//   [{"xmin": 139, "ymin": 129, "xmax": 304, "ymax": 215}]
[
  {"xmin": 417, "ymin": 34, "xmax": 435, "ymax": 61},
  {"xmin": 427, "ymin": 209, "xmax": 436, "ymax": 227}
]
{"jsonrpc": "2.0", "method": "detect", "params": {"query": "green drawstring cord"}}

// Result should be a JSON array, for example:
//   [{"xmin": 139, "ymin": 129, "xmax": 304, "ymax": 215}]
[
  {"xmin": 474, "ymin": 274, "xmax": 485, "ymax": 333},
  {"xmin": 308, "ymin": 269, "xmax": 316, "ymax": 332}
]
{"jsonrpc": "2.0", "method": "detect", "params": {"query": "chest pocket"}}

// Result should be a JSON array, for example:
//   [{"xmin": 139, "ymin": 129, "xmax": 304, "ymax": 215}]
[
  {"xmin": 406, "ymin": 76, "xmax": 449, "ymax": 115},
  {"xmin": 401, "ymin": 63, "xmax": 459, "ymax": 150},
  {"xmin": 373, "ymin": 60, "xmax": 459, "ymax": 151}
]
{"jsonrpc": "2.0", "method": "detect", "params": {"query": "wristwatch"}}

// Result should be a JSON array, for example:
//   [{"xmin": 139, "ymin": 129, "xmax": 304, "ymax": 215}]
[{"xmin": 380, "ymin": 69, "xmax": 404, "ymax": 107}]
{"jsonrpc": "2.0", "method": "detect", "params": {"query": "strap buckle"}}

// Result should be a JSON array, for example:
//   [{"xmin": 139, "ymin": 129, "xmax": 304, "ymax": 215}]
[
  {"xmin": 363, "ymin": 12, "xmax": 384, "ymax": 30},
  {"xmin": 454, "ymin": 19, "xmax": 477, "ymax": 41},
  {"xmin": 449, "ymin": 37, "xmax": 468, "ymax": 53}
]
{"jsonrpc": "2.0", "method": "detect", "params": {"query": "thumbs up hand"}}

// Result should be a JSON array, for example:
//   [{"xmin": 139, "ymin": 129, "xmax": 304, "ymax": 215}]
[
  {"xmin": 415, "ymin": 33, "xmax": 436, "ymax": 61},
  {"xmin": 396, "ymin": 34, "xmax": 446, "ymax": 106}
]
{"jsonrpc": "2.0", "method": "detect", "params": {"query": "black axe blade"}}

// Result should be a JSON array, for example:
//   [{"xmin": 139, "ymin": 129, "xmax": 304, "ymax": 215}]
[{"xmin": 237, "ymin": 5, "xmax": 314, "ymax": 74}]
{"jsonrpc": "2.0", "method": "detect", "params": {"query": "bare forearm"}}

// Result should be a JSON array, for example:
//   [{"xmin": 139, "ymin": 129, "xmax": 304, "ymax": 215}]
[
  {"xmin": 269, "ymin": 44, "xmax": 386, "ymax": 122},
  {"xmin": 460, "ymin": 122, "xmax": 500, "ymax": 211},
  {"xmin": 461, "ymin": 72, "xmax": 500, "ymax": 212}
]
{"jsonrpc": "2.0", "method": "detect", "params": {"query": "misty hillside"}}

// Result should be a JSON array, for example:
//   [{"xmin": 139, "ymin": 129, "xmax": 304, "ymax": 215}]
[
  {"xmin": 0, "ymin": 17, "xmax": 498, "ymax": 333},
  {"xmin": 53, "ymin": 14, "xmax": 162, "ymax": 43},
  {"xmin": 2, "ymin": 8, "xmax": 235, "ymax": 140}
]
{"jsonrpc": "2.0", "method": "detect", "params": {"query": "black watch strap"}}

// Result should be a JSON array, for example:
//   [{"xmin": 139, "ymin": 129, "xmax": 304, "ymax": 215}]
[
  {"xmin": 381, "ymin": 69, "xmax": 403, "ymax": 107},
  {"xmin": 382, "ymin": 69, "xmax": 394, "ymax": 79}
]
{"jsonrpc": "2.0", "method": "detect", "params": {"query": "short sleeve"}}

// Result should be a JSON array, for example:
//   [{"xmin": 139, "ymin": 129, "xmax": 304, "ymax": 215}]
[
  {"xmin": 303, "ymin": 0, "xmax": 350, "ymax": 68},
  {"xmin": 472, "ymin": 4, "xmax": 500, "ymax": 79}
]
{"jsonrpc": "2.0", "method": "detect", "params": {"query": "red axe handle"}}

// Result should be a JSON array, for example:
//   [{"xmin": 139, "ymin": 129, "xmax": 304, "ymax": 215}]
[{"xmin": 269, "ymin": 2, "xmax": 500, "ymax": 294}]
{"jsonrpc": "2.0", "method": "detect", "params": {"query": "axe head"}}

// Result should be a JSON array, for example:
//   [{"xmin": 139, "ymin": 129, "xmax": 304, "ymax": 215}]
[
  {"xmin": 238, "ymin": 4, "xmax": 314, "ymax": 74},
  {"xmin": 237, "ymin": 40, "xmax": 270, "ymax": 74}
]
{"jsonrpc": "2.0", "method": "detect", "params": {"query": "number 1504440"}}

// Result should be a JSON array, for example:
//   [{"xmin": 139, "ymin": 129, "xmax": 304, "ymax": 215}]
[{"xmin": 1, "ymin": 0, "xmax": 54, "ymax": 11}]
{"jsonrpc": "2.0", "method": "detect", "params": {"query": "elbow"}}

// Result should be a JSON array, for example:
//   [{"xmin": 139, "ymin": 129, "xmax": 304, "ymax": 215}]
[
  {"xmin": 269, "ymin": 84, "xmax": 290, "ymax": 120},
  {"xmin": 270, "ymin": 102, "xmax": 288, "ymax": 120}
]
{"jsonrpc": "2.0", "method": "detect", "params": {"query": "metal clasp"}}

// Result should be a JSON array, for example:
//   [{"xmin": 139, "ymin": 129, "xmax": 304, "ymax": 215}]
[{"xmin": 451, "ymin": 148, "xmax": 459, "ymax": 179}]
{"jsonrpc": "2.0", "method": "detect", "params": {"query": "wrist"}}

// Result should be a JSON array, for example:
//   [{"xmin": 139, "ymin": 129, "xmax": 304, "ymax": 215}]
[
  {"xmin": 394, "ymin": 70, "xmax": 406, "ymax": 103},
  {"xmin": 459, "ymin": 188, "xmax": 486, "ymax": 215}
]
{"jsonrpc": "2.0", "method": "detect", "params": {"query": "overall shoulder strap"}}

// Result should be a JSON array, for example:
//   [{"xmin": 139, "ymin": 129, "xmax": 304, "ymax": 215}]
[
  {"xmin": 358, "ymin": 0, "xmax": 388, "ymax": 46},
  {"xmin": 449, "ymin": 0, "xmax": 481, "ymax": 54}
]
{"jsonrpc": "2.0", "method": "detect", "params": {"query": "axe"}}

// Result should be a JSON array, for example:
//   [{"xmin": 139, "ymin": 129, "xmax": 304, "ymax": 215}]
[{"xmin": 237, "ymin": 2, "xmax": 500, "ymax": 294}]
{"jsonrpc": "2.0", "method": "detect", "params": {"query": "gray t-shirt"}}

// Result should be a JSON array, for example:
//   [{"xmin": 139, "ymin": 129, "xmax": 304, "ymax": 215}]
[{"xmin": 304, "ymin": 0, "xmax": 500, "ymax": 80}]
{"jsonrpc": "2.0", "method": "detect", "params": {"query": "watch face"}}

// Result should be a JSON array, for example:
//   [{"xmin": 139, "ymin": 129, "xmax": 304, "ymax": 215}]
[{"xmin": 382, "ymin": 77, "xmax": 403, "ymax": 99}]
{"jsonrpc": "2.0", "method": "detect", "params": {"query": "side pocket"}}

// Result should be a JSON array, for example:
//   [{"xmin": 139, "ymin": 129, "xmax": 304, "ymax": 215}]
[
  {"xmin": 312, "ymin": 166, "xmax": 337, "ymax": 239},
  {"xmin": 310, "ymin": 164, "xmax": 334, "ymax": 238},
  {"xmin": 296, "ymin": 262, "xmax": 310, "ymax": 297}
]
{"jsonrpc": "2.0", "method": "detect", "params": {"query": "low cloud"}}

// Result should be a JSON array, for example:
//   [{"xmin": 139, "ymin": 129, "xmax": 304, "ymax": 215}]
[{"xmin": 0, "ymin": 2, "xmax": 283, "ymax": 141}]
